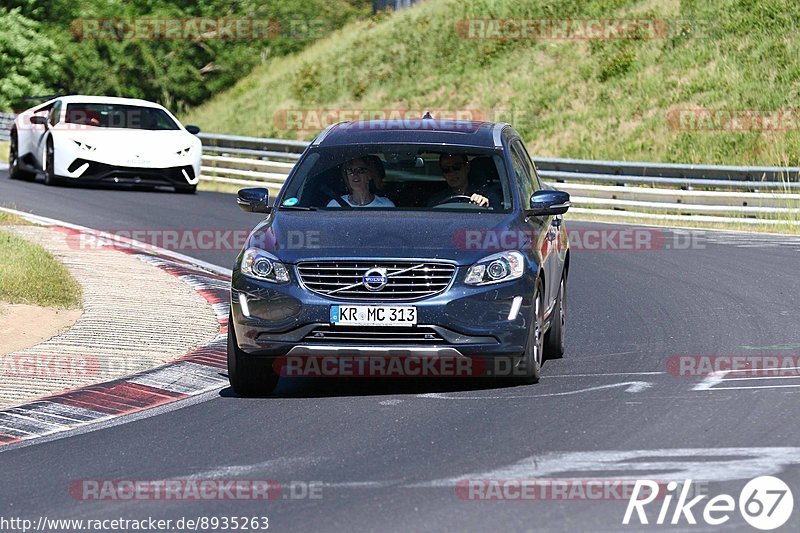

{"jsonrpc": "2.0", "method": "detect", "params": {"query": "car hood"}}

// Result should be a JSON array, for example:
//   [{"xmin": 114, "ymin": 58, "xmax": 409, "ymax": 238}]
[
  {"xmin": 55, "ymin": 127, "xmax": 197, "ymax": 152},
  {"xmin": 246, "ymin": 210, "xmax": 545, "ymax": 266}
]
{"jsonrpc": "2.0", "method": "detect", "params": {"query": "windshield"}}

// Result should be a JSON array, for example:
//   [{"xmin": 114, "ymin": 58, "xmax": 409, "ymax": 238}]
[
  {"xmin": 280, "ymin": 144, "xmax": 512, "ymax": 212},
  {"xmin": 64, "ymin": 103, "xmax": 180, "ymax": 130}
]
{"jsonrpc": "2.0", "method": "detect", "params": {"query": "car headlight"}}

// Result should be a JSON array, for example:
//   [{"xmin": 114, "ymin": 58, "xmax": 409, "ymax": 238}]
[
  {"xmin": 176, "ymin": 146, "xmax": 192, "ymax": 156},
  {"xmin": 241, "ymin": 248, "xmax": 290, "ymax": 284},
  {"xmin": 72, "ymin": 139, "xmax": 96, "ymax": 152},
  {"xmin": 465, "ymin": 251, "xmax": 525, "ymax": 286}
]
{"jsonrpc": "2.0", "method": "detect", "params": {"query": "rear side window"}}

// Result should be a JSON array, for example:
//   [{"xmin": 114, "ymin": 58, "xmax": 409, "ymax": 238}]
[
  {"xmin": 509, "ymin": 145, "xmax": 533, "ymax": 205},
  {"xmin": 515, "ymin": 141, "xmax": 543, "ymax": 191}
]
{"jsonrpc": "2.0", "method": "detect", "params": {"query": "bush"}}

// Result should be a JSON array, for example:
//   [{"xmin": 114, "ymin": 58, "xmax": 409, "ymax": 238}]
[{"xmin": 0, "ymin": 8, "xmax": 62, "ymax": 110}]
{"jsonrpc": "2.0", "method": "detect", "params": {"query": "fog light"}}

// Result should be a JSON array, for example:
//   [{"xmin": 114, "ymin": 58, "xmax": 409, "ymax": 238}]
[
  {"xmin": 507, "ymin": 296, "xmax": 523, "ymax": 321},
  {"xmin": 238, "ymin": 293, "xmax": 251, "ymax": 318}
]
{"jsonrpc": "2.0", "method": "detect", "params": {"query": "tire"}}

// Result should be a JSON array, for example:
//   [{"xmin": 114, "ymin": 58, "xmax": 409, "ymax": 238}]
[
  {"xmin": 175, "ymin": 185, "xmax": 197, "ymax": 194},
  {"xmin": 8, "ymin": 129, "xmax": 35, "ymax": 181},
  {"xmin": 227, "ymin": 314, "xmax": 279, "ymax": 396},
  {"xmin": 43, "ymin": 138, "xmax": 62, "ymax": 186},
  {"xmin": 544, "ymin": 274, "xmax": 567, "ymax": 359},
  {"xmin": 517, "ymin": 277, "xmax": 544, "ymax": 384}
]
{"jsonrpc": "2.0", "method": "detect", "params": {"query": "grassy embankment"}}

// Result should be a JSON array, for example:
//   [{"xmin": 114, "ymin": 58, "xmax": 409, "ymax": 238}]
[
  {"xmin": 184, "ymin": 0, "xmax": 800, "ymax": 232},
  {"xmin": 0, "ymin": 211, "xmax": 82, "ymax": 308}
]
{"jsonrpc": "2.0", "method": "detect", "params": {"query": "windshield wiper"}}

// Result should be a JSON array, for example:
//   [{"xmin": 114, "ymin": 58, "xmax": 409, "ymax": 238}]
[{"xmin": 278, "ymin": 205, "xmax": 317, "ymax": 211}]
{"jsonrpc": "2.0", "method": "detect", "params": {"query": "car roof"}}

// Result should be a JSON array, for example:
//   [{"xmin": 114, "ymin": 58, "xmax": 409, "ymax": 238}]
[
  {"xmin": 315, "ymin": 120, "xmax": 509, "ymax": 149},
  {"xmin": 47, "ymin": 95, "xmax": 166, "ymax": 109}
]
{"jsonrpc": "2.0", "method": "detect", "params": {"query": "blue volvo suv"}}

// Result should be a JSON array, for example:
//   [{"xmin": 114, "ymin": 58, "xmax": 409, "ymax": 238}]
[{"xmin": 229, "ymin": 119, "xmax": 570, "ymax": 395}]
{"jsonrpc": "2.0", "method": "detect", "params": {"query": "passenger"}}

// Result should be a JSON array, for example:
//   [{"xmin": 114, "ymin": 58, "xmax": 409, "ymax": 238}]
[
  {"xmin": 428, "ymin": 154, "xmax": 490, "ymax": 207},
  {"xmin": 327, "ymin": 156, "xmax": 395, "ymax": 208}
]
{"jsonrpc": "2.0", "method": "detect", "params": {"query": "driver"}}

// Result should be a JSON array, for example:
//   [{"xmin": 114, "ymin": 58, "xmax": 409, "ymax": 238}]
[
  {"xmin": 428, "ymin": 154, "xmax": 490, "ymax": 207},
  {"xmin": 327, "ymin": 156, "xmax": 395, "ymax": 208}
]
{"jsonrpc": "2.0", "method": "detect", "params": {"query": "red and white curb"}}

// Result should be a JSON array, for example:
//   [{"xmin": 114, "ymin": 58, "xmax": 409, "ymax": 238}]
[{"xmin": 0, "ymin": 208, "xmax": 233, "ymax": 447}]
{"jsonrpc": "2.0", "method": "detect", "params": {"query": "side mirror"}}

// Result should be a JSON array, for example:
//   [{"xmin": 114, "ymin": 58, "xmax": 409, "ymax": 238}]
[
  {"xmin": 527, "ymin": 190, "xmax": 570, "ymax": 217},
  {"xmin": 185, "ymin": 125, "xmax": 201, "ymax": 135},
  {"xmin": 237, "ymin": 188, "xmax": 271, "ymax": 214},
  {"xmin": 29, "ymin": 115, "xmax": 48, "ymax": 125}
]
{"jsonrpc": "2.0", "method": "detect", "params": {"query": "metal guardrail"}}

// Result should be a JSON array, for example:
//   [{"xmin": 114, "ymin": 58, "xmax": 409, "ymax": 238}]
[
  {"xmin": 2, "ymin": 113, "xmax": 798, "ymax": 224},
  {"xmin": 0, "ymin": 112, "xmax": 14, "ymax": 142},
  {"xmin": 199, "ymin": 132, "xmax": 800, "ymax": 223}
]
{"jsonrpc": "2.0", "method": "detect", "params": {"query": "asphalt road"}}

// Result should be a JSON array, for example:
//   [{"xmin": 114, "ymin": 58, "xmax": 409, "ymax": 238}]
[{"xmin": 2, "ymin": 173, "xmax": 800, "ymax": 532}]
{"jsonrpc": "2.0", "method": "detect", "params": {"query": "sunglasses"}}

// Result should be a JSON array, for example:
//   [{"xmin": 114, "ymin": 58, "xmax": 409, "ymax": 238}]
[
  {"xmin": 441, "ymin": 162, "xmax": 466, "ymax": 174},
  {"xmin": 344, "ymin": 167, "xmax": 370, "ymax": 176}
]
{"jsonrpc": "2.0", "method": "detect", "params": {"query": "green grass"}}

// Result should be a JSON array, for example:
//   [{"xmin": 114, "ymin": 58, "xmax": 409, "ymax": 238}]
[
  {"xmin": 185, "ymin": 0, "xmax": 800, "ymax": 167},
  {"xmin": 0, "ymin": 141, "xmax": 7, "ymax": 163},
  {"xmin": 570, "ymin": 211, "xmax": 800, "ymax": 235},
  {"xmin": 0, "ymin": 226, "xmax": 82, "ymax": 309},
  {"xmin": 198, "ymin": 180, "xmax": 256, "ymax": 195},
  {"xmin": 0, "ymin": 211, "xmax": 28, "ymax": 225}
]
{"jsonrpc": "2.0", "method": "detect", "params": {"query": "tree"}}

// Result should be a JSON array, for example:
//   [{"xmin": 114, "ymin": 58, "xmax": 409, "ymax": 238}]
[{"xmin": 0, "ymin": 8, "xmax": 62, "ymax": 110}]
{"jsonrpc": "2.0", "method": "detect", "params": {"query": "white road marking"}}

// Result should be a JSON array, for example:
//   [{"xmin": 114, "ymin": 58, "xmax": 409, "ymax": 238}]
[
  {"xmin": 418, "ymin": 381, "xmax": 652, "ymax": 400},
  {"xmin": 171, "ymin": 457, "xmax": 317, "ymax": 481},
  {"xmin": 694, "ymin": 367, "xmax": 800, "ymax": 391},
  {"xmin": 379, "ymin": 399, "xmax": 404, "ymax": 406},
  {"xmin": 723, "ymin": 374, "xmax": 800, "ymax": 382},
  {"xmin": 706, "ymin": 384, "xmax": 800, "ymax": 391},
  {"xmin": 413, "ymin": 447, "xmax": 800, "ymax": 487},
  {"xmin": 693, "ymin": 371, "xmax": 728, "ymax": 391},
  {"xmin": 544, "ymin": 372, "xmax": 665, "ymax": 378}
]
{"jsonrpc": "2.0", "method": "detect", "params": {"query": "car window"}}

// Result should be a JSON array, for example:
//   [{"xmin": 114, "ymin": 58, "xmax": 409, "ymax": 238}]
[
  {"xmin": 515, "ymin": 141, "xmax": 543, "ymax": 191},
  {"xmin": 509, "ymin": 143, "xmax": 534, "ymax": 205},
  {"xmin": 48, "ymin": 101, "xmax": 62, "ymax": 126},
  {"xmin": 64, "ymin": 104, "xmax": 179, "ymax": 130},
  {"xmin": 280, "ymin": 144, "xmax": 511, "ymax": 212}
]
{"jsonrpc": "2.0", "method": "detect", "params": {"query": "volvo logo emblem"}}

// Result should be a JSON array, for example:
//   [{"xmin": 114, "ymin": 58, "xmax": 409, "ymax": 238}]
[{"xmin": 362, "ymin": 268, "xmax": 388, "ymax": 291}]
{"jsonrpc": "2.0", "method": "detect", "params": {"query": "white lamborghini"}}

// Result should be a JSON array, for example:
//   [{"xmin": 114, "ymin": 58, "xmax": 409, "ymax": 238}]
[{"xmin": 9, "ymin": 95, "xmax": 202, "ymax": 193}]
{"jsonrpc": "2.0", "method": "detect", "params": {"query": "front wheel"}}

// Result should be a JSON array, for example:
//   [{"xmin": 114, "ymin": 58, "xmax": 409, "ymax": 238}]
[
  {"xmin": 227, "ymin": 315, "xmax": 279, "ymax": 396},
  {"xmin": 544, "ymin": 275, "xmax": 567, "ymax": 358},
  {"xmin": 517, "ymin": 277, "xmax": 544, "ymax": 384},
  {"xmin": 8, "ymin": 129, "xmax": 35, "ymax": 181},
  {"xmin": 43, "ymin": 138, "xmax": 62, "ymax": 186}
]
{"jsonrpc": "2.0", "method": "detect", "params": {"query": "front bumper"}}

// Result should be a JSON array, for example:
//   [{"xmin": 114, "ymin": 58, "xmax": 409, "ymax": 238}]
[
  {"xmin": 60, "ymin": 158, "xmax": 198, "ymax": 188},
  {"xmin": 230, "ymin": 267, "xmax": 535, "ymax": 358}
]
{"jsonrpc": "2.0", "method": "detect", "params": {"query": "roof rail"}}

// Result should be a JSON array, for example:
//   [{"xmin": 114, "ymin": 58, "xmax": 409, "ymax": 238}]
[
  {"xmin": 492, "ymin": 122, "xmax": 510, "ymax": 148},
  {"xmin": 311, "ymin": 121, "xmax": 349, "ymax": 146}
]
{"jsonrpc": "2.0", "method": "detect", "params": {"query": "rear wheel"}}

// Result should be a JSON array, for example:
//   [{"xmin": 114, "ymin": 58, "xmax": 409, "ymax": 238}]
[
  {"xmin": 43, "ymin": 138, "xmax": 62, "ymax": 186},
  {"xmin": 227, "ymin": 314, "xmax": 279, "ymax": 396},
  {"xmin": 8, "ymin": 129, "xmax": 35, "ymax": 181},
  {"xmin": 517, "ymin": 277, "xmax": 544, "ymax": 384},
  {"xmin": 544, "ymin": 275, "xmax": 567, "ymax": 359}
]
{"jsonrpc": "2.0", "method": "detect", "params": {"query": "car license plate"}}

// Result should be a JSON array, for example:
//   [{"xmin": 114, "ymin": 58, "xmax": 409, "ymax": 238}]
[{"xmin": 330, "ymin": 305, "xmax": 417, "ymax": 326}]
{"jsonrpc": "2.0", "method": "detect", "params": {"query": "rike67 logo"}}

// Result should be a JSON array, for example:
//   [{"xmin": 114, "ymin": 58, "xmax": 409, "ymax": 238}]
[{"xmin": 623, "ymin": 476, "xmax": 794, "ymax": 530}]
